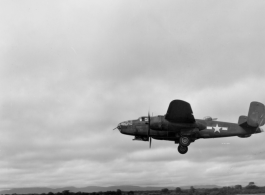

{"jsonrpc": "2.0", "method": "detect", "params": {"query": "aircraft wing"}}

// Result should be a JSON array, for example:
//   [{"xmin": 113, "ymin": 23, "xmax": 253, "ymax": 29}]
[{"xmin": 165, "ymin": 100, "xmax": 195, "ymax": 123}]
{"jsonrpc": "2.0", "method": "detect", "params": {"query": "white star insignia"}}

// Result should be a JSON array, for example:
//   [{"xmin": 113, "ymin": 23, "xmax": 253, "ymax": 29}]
[
  {"xmin": 206, "ymin": 124, "xmax": 228, "ymax": 132},
  {"xmin": 213, "ymin": 124, "xmax": 221, "ymax": 133}
]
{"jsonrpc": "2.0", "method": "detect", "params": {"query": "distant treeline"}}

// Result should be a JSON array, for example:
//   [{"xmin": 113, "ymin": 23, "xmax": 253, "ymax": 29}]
[
  {"xmin": 3, "ymin": 191, "xmax": 123, "ymax": 195},
  {"xmin": 3, "ymin": 183, "xmax": 265, "ymax": 195}
]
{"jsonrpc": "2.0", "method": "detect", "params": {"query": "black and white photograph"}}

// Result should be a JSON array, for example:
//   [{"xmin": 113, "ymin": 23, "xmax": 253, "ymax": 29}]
[{"xmin": 0, "ymin": 1, "xmax": 265, "ymax": 195}]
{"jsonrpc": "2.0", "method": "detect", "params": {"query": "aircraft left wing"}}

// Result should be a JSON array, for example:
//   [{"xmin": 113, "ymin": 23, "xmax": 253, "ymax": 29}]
[{"xmin": 165, "ymin": 100, "xmax": 195, "ymax": 123}]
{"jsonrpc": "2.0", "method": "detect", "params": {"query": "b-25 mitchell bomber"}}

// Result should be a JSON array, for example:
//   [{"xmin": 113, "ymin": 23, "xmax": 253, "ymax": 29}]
[{"xmin": 114, "ymin": 100, "xmax": 264, "ymax": 154}]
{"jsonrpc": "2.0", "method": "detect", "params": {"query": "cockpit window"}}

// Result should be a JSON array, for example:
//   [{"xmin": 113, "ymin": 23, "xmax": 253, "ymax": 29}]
[{"xmin": 139, "ymin": 117, "xmax": 149, "ymax": 122}]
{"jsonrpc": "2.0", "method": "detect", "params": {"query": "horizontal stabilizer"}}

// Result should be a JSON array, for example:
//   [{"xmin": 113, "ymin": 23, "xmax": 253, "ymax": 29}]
[
  {"xmin": 247, "ymin": 102, "xmax": 265, "ymax": 127},
  {"xmin": 238, "ymin": 115, "xmax": 248, "ymax": 126}
]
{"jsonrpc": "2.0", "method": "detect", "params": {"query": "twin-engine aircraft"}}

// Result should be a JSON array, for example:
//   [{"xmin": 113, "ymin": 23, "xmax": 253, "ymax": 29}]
[{"xmin": 114, "ymin": 100, "xmax": 264, "ymax": 154}]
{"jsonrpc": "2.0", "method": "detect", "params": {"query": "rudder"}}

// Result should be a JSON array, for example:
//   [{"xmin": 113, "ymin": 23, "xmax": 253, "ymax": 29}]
[
  {"xmin": 247, "ymin": 101, "xmax": 265, "ymax": 127},
  {"xmin": 238, "ymin": 115, "xmax": 247, "ymax": 126}
]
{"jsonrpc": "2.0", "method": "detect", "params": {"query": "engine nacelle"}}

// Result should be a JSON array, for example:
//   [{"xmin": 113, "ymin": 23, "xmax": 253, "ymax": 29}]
[
  {"xmin": 149, "ymin": 115, "xmax": 185, "ymax": 131},
  {"xmin": 150, "ymin": 115, "xmax": 166, "ymax": 130},
  {"xmin": 150, "ymin": 116, "xmax": 206, "ymax": 131}
]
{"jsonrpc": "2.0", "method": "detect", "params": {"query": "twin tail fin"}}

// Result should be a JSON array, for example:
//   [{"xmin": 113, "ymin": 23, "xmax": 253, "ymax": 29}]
[
  {"xmin": 239, "ymin": 102, "xmax": 265, "ymax": 127},
  {"xmin": 247, "ymin": 102, "xmax": 265, "ymax": 127}
]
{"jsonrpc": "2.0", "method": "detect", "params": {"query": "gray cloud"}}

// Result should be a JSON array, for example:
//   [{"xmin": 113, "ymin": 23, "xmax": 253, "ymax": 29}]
[{"xmin": 0, "ymin": 0, "xmax": 265, "ymax": 189}]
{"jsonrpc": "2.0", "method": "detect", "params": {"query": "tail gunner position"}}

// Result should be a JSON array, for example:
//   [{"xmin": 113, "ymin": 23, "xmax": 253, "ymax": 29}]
[{"xmin": 114, "ymin": 100, "xmax": 264, "ymax": 154}]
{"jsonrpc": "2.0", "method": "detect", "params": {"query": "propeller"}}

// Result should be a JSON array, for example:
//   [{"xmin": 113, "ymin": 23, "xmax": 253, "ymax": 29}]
[{"xmin": 147, "ymin": 112, "xmax": 152, "ymax": 148}]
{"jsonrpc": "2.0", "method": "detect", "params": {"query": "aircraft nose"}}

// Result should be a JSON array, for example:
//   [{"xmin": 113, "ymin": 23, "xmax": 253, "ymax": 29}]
[
  {"xmin": 116, "ymin": 120, "xmax": 132, "ymax": 134},
  {"xmin": 117, "ymin": 121, "xmax": 127, "ymax": 132},
  {"xmin": 117, "ymin": 123, "xmax": 122, "ymax": 132}
]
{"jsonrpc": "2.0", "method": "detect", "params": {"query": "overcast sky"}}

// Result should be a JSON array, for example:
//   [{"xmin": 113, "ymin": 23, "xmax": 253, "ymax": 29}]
[{"xmin": 1, "ymin": 0, "xmax": 265, "ymax": 190}]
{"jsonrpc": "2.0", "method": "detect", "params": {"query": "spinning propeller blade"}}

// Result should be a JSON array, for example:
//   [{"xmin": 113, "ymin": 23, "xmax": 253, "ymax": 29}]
[
  {"xmin": 149, "ymin": 135, "xmax": 152, "ymax": 148},
  {"xmin": 148, "ymin": 112, "xmax": 152, "ymax": 148}
]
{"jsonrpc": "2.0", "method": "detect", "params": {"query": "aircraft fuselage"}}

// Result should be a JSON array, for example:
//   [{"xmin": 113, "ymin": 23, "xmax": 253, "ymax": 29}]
[
  {"xmin": 118, "ymin": 116, "xmax": 262, "ymax": 141},
  {"xmin": 115, "ymin": 100, "xmax": 264, "ymax": 154}
]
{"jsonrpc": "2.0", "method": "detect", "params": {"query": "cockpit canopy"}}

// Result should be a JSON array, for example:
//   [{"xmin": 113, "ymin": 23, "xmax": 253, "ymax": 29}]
[
  {"xmin": 203, "ymin": 116, "xmax": 217, "ymax": 121},
  {"xmin": 138, "ymin": 116, "xmax": 149, "ymax": 122}
]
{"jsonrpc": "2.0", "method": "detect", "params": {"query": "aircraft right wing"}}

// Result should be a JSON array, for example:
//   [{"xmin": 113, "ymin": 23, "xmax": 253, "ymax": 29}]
[{"xmin": 165, "ymin": 100, "xmax": 195, "ymax": 123}]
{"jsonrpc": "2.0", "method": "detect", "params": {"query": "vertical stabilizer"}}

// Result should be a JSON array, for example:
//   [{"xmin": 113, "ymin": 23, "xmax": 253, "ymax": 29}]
[
  {"xmin": 247, "ymin": 102, "xmax": 265, "ymax": 127},
  {"xmin": 238, "ymin": 115, "xmax": 247, "ymax": 126}
]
